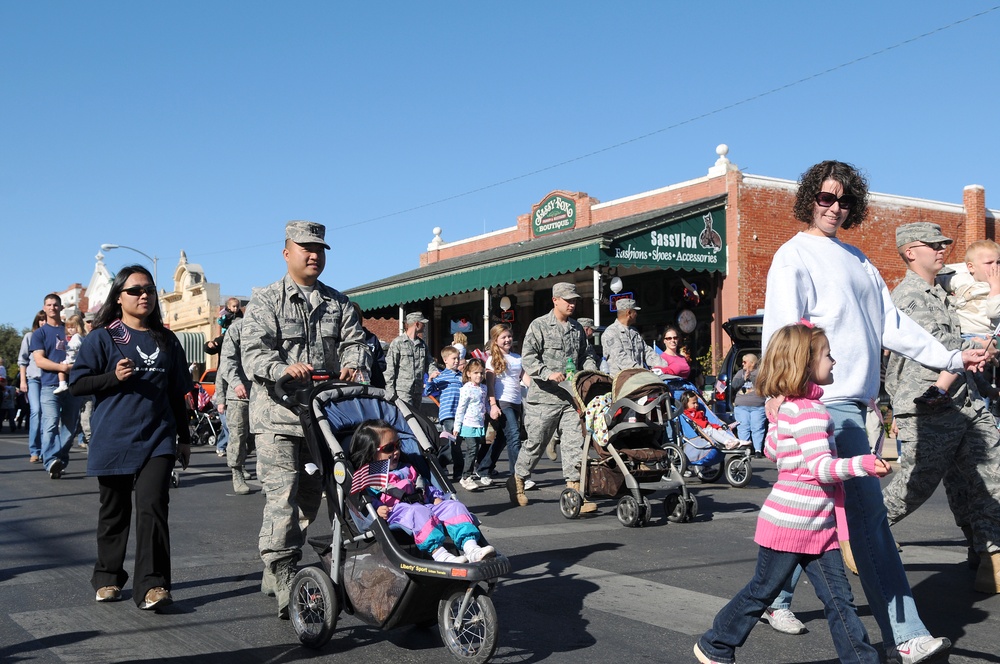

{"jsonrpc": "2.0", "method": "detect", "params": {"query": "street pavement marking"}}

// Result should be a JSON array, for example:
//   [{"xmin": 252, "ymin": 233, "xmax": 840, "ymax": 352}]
[
  {"xmin": 508, "ymin": 562, "xmax": 729, "ymax": 635},
  {"xmin": 9, "ymin": 605, "xmax": 254, "ymax": 662}
]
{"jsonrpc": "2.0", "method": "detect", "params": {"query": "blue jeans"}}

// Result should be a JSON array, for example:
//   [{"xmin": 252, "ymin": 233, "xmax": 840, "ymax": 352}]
[
  {"xmin": 217, "ymin": 410, "xmax": 229, "ymax": 453},
  {"xmin": 826, "ymin": 402, "xmax": 928, "ymax": 646},
  {"xmin": 699, "ymin": 546, "xmax": 878, "ymax": 664},
  {"xmin": 477, "ymin": 401, "xmax": 522, "ymax": 477},
  {"xmin": 733, "ymin": 405, "xmax": 766, "ymax": 453},
  {"xmin": 27, "ymin": 377, "xmax": 42, "ymax": 457},
  {"xmin": 769, "ymin": 564, "xmax": 802, "ymax": 611},
  {"xmin": 40, "ymin": 386, "xmax": 81, "ymax": 472}
]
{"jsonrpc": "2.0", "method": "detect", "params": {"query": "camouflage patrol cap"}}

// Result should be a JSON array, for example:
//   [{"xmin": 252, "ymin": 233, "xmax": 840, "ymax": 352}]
[
  {"xmin": 405, "ymin": 312, "xmax": 429, "ymax": 325},
  {"xmin": 285, "ymin": 220, "xmax": 330, "ymax": 249},
  {"xmin": 577, "ymin": 317, "xmax": 595, "ymax": 328},
  {"xmin": 616, "ymin": 298, "xmax": 640, "ymax": 311},
  {"xmin": 552, "ymin": 282, "xmax": 580, "ymax": 300},
  {"xmin": 895, "ymin": 222, "xmax": 952, "ymax": 248}
]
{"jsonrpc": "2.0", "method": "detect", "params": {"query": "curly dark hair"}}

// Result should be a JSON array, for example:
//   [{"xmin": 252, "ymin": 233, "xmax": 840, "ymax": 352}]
[
  {"xmin": 93, "ymin": 264, "xmax": 171, "ymax": 349},
  {"xmin": 793, "ymin": 160, "xmax": 870, "ymax": 231}
]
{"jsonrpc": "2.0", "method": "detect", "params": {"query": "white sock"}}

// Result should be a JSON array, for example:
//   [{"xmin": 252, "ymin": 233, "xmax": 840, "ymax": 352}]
[{"xmin": 431, "ymin": 547, "xmax": 455, "ymax": 562}]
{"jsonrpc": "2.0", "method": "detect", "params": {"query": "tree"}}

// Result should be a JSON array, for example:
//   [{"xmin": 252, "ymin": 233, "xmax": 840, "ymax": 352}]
[{"xmin": 0, "ymin": 324, "xmax": 28, "ymax": 381}]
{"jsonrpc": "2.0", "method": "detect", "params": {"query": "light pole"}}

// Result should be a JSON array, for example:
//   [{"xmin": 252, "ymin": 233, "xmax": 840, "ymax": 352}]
[{"xmin": 101, "ymin": 243, "xmax": 159, "ymax": 287}]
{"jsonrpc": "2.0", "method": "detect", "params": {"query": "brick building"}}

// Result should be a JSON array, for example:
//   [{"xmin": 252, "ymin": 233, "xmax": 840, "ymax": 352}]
[{"xmin": 347, "ymin": 146, "xmax": 996, "ymax": 371}]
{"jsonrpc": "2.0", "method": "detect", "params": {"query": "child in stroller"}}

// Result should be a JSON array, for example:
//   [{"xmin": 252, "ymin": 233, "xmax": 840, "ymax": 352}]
[
  {"xmin": 349, "ymin": 419, "xmax": 497, "ymax": 564},
  {"xmin": 679, "ymin": 390, "xmax": 751, "ymax": 450}
]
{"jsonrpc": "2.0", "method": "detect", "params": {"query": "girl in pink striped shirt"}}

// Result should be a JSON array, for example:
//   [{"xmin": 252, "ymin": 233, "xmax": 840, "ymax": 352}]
[{"xmin": 696, "ymin": 322, "xmax": 891, "ymax": 664}]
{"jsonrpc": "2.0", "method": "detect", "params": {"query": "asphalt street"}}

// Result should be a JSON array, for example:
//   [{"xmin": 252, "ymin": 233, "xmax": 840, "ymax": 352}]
[{"xmin": 1, "ymin": 430, "xmax": 998, "ymax": 664}]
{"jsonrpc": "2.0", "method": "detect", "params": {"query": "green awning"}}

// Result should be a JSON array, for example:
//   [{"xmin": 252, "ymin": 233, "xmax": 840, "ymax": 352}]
[
  {"xmin": 350, "ymin": 241, "xmax": 604, "ymax": 311},
  {"xmin": 176, "ymin": 331, "xmax": 205, "ymax": 364}
]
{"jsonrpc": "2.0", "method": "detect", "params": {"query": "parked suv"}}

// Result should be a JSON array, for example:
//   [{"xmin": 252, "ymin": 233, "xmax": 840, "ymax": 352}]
[{"xmin": 713, "ymin": 314, "xmax": 763, "ymax": 417}]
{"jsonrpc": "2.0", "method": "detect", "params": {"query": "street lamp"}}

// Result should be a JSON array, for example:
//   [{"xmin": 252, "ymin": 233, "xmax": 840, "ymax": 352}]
[{"xmin": 101, "ymin": 243, "xmax": 158, "ymax": 287}]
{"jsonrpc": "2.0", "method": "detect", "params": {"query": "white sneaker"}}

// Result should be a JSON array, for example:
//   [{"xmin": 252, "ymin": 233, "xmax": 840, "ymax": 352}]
[
  {"xmin": 888, "ymin": 636, "xmax": 951, "ymax": 664},
  {"xmin": 523, "ymin": 479, "xmax": 536, "ymax": 490},
  {"xmin": 463, "ymin": 541, "xmax": 497, "ymax": 562},
  {"xmin": 761, "ymin": 608, "xmax": 806, "ymax": 635},
  {"xmin": 477, "ymin": 474, "xmax": 493, "ymax": 487},
  {"xmin": 459, "ymin": 477, "xmax": 479, "ymax": 491},
  {"xmin": 431, "ymin": 547, "xmax": 468, "ymax": 564}
]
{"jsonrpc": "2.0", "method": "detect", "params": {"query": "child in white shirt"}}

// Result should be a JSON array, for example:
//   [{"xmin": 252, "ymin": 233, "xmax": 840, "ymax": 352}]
[{"xmin": 53, "ymin": 314, "xmax": 85, "ymax": 394}]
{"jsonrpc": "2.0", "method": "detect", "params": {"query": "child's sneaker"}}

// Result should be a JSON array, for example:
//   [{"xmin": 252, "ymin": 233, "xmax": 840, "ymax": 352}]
[
  {"xmin": 523, "ymin": 479, "xmax": 536, "ymax": 490},
  {"xmin": 463, "ymin": 539, "xmax": 497, "ymax": 562},
  {"xmin": 693, "ymin": 643, "xmax": 727, "ymax": 664},
  {"xmin": 887, "ymin": 635, "xmax": 951, "ymax": 664},
  {"xmin": 459, "ymin": 477, "xmax": 479, "ymax": 491},
  {"xmin": 913, "ymin": 386, "xmax": 951, "ymax": 410},
  {"xmin": 53, "ymin": 383, "xmax": 68, "ymax": 394},
  {"xmin": 475, "ymin": 474, "xmax": 493, "ymax": 487},
  {"xmin": 431, "ymin": 547, "xmax": 468, "ymax": 564}
]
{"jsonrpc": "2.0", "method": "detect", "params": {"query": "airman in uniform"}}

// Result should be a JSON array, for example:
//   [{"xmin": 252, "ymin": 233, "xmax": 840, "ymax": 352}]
[
  {"xmin": 883, "ymin": 222, "xmax": 1000, "ymax": 594},
  {"xmin": 600, "ymin": 298, "xmax": 668, "ymax": 376},
  {"xmin": 508, "ymin": 282, "xmax": 598, "ymax": 509},
  {"xmin": 241, "ymin": 220, "xmax": 369, "ymax": 618},
  {"xmin": 217, "ymin": 315, "xmax": 253, "ymax": 495},
  {"xmin": 385, "ymin": 312, "xmax": 430, "ymax": 407}
]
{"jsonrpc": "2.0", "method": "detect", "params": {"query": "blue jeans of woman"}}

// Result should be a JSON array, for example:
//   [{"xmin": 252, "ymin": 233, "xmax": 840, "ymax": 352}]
[
  {"xmin": 476, "ymin": 401, "xmax": 522, "ymax": 477},
  {"xmin": 698, "ymin": 546, "xmax": 878, "ymax": 664},
  {"xmin": 27, "ymin": 377, "xmax": 42, "ymax": 457},
  {"xmin": 733, "ymin": 405, "xmax": 766, "ymax": 453}
]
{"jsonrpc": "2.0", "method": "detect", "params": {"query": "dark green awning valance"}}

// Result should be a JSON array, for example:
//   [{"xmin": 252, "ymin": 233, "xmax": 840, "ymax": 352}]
[{"xmin": 176, "ymin": 331, "xmax": 205, "ymax": 364}]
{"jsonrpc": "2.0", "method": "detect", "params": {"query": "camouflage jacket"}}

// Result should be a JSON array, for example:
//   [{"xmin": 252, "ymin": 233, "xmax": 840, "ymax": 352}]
[
  {"xmin": 886, "ymin": 270, "xmax": 976, "ymax": 417},
  {"xmin": 522, "ymin": 310, "xmax": 598, "ymax": 404},
  {"xmin": 242, "ymin": 274, "xmax": 369, "ymax": 435},
  {"xmin": 217, "ymin": 319, "xmax": 250, "ymax": 404},
  {"xmin": 384, "ymin": 333, "xmax": 429, "ymax": 403},
  {"xmin": 601, "ymin": 319, "xmax": 667, "ymax": 376}
]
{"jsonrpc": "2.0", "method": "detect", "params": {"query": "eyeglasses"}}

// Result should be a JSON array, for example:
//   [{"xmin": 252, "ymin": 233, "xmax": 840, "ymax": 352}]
[
  {"xmin": 122, "ymin": 285, "xmax": 157, "ymax": 297},
  {"xmin": 913, "ymin": 241, "xmax": 949, "ymax": 252},
  {"xmin": 663, "ymin": 335, "xmax": 679, "ymax": 341},
  {"xmin": 378, "ymin": 442, "xmax": 400, "ymax": 454},
  {"xmin": 814, "ymin": 192, "xmax": 858, "ymax": 209}
]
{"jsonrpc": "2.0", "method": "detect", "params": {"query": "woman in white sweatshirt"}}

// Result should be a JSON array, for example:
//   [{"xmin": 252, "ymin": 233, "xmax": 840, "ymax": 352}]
[{"xmin": 760, "ymin": 160, "xmax": 987, "ymax": 664}]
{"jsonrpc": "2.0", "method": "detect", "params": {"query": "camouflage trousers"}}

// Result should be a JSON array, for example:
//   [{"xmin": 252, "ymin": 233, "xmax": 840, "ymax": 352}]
[
  {"xmin": 516, "ymin": 400, "xmax": 584, "ymax": 483},
  {"xmin": 885, "ymin": 404, "xmax": 1000, "ymax": 554},
  {"xmin": 257, "ymin": 433, "xmax": 323, "ymax": 570},
  {"xmin": 225, "ymin": 399, "xmax": 253, "ymax": 471}
]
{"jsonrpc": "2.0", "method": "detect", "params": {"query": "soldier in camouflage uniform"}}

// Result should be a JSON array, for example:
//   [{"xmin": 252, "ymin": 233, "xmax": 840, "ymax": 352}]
[
  {"xmin": 883, "ymin": 222, "xmax": 1000, "ymax": 594},
  {"xmin": 507, "ymin": 282, "xmax": 598, "ymax": 509},
  {"xmin": 384, "ymin": 312, "xmax": 430, "ymax": 407},
  {"xmin": 242, "ymin": 221, "xmax": 370, "ymax": 618},
  {"xmin": 600, "ymin": 298, "xmax": 668, "ymax": 376},
  {"xmin": 218, "ymin": 316, "xmax": 253, "ymax": 495}
]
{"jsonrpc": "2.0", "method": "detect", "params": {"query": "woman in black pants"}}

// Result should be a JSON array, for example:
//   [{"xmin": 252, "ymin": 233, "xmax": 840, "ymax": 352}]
[{"xmin": 70, "ymin": 265, "xmax": 192, "ymax": 610}]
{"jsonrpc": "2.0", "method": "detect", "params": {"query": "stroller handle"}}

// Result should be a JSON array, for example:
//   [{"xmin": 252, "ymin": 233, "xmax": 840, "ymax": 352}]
[{"xmin": 275, "ymin": 370, "xmax": 333, "ymax": 404}]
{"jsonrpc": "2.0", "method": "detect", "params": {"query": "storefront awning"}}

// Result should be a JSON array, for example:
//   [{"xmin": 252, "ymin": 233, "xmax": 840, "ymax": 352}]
[
  {"xmin": 347, "ymin": 195, "xmax": 728, "ymax": 312},
  {"xmin": 176, "ymin": 331, "xmax": 205, "ymax": 364}
]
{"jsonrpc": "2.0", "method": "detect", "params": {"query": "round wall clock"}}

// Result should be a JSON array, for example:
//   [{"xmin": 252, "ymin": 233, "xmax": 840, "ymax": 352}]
[{"xmin": 677, "ymin": 309, "xmax": 697, "ymax": 334}]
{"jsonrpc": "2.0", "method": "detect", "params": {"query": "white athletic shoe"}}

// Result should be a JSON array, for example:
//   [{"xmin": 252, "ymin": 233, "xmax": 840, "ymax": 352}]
[{"xmin": 761, "ymin": 608, "xmax": 806, "ymax": 635}]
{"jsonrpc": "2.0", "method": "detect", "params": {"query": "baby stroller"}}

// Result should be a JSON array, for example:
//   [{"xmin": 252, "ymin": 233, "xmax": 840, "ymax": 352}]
[
  {"xmin": 562, "ymin": 368, "xmax": 698, "ymax": 526},
  {"xmin": 275, "ymin": 372, "xmax": 510, "ymax": 663},
  {"xmin": 186, "ymin": 383, "xmax": 221, "ymax": 448},
  {"xmin": 664, "ymin": 378, "xmax": 753, "ymax": 488}
]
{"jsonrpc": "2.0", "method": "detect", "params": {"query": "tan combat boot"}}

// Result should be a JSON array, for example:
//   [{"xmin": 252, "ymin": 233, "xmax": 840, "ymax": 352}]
[
  {"xmin": 567, "ymin": 481, "xmax": 597, "ymax": 513},
  {"xmin": 232, "ymin": 467, "xmax": 250, "ymax": 495},
  {"xmin": 506, "ymin": 476, "xmax": 529, "ymax": 507},
  {"xmin": 973, "ymin": 552, "xmax": 1000, "ymax": 594}
]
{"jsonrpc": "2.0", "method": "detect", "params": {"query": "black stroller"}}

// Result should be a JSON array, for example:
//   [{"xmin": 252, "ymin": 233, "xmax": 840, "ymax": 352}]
[
  {"xmin": 562, "ymin": 368, "xmax": 699, "ymax": 525},
  {"xmin": 275, "ymin": 373, "xmax": 510, "ymax": 662}
]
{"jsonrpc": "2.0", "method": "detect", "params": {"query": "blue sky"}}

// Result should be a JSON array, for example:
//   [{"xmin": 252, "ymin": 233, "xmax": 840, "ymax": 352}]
[{"xmin": 3, "ymin": 2, "xmax": 999, "ymax": 330}]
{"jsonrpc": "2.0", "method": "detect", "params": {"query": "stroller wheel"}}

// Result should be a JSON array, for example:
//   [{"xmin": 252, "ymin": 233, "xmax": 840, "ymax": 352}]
[
  {"xmin": 662, "ymin": 444, "xmax": 687, "ymax": 476},
  {"xmin": 664, "ymin": 492, "xmax": 687, "ymax": 523},
  {"xmin": 616, "ymin": 495, "xmax": 641, "ymax": 528},
  {"xmin": 725, "ymin": 456, "xmax": 753, "ymax": 488},
  {"xmin": 698, "ymin": 462, "xmax": 723, "ymax": 484},
  {"xmin": 684, "ymin": 494, "xmax": 699, "ymax": 522},
  {"xmin": 559, "ymin": 488, "xmax": 582, "ymax": 519},
  {"xmin": 170, "ymin": 471, "xmax": 180, "ymax": 489},
  {"xmin": 205, "ymin": 434, "xmax": 217, "ymax": 448},
  {"xmin": 438, "ymin": 589, "xmax": 499, "ymax": 663},
  {"xmin": 290, "ymin": 567, "xmax": 338, "ymax": 649},
  {"xmin": 641, "ymin": 496, "xmax": 653, "ymax": 526}
]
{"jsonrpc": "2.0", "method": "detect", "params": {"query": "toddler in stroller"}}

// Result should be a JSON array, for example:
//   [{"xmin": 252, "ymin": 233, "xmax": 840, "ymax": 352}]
[
  {"xmin": 679, "ymin": 390, "xmax": 751, "ymax": 450},
  {"xmin": 349, "ymin": 419, "xmax": 497, "ymax": 564},
  {"xmin": 273, "ymin": 373, "xmax": 510, "ymax": 662}
]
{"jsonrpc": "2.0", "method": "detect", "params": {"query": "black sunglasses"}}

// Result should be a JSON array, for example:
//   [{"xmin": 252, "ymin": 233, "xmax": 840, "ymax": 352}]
[
  {"xmin": 122, "ymin": 285, "xmax": 156, "ymax": 297},
  {"xmin": 913, "ymin": 241, "xmax": 949, "ymax": 252},
  {"xmin": 378, "ymin": 442, "xmax": 400, "ymax": 454},
  {"xmin": 814, "ymin": 192, "xmax": 857, "ymax": 209}
]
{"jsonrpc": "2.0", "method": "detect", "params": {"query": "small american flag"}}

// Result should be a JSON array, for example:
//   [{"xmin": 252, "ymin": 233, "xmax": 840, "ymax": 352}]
[
  {"xmin": 106, "ymin": 319, "xmax": 131, "ymax": 345},
  {"xmin": 350, "ymin": 459, "xmax": 390, "ymax": 495}
]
